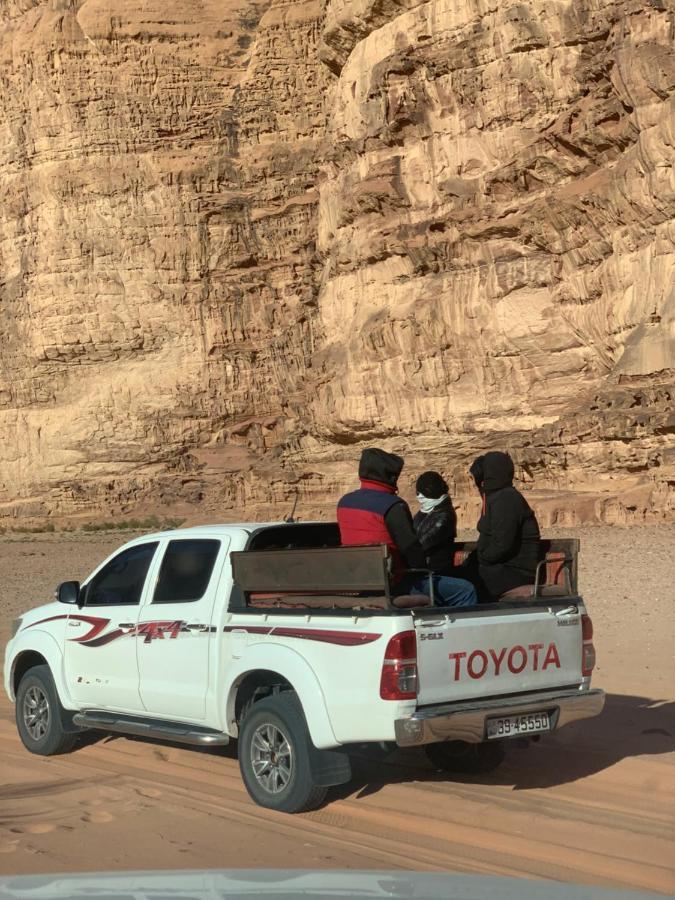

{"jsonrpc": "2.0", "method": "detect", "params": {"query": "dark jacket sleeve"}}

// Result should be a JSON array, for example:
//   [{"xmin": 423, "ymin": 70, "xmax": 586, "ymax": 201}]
[
  {"xmin": 385, "ymin": 502, "xmax": 428, "ymax": 568},
  {"xmin": 416, "ymin": 507, "xmax": 456, "ymax": 555},
  {"xmin": 478, "ymin": 491, "xmax": 521, "ymax": 565}
]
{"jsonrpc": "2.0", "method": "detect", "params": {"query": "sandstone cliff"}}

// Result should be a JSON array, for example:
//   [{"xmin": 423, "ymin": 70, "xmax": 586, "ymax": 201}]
[{"xmin": 0, "ymin": 0, "xmax": 673, "ymax": 526}]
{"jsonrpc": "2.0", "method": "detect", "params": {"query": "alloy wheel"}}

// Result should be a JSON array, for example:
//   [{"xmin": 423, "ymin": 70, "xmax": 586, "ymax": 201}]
[
  {"xmin": 23, "ymin": 685, "xmax": 50, "ymax": 741},
  {"xmin": 250, "ymin": 723, "xmax": 293, "ymax": 794}
]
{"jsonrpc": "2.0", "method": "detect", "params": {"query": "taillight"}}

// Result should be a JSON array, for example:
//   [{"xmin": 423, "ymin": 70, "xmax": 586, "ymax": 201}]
[
  {"xmin": 581, "ymin": 614, "xmax": 595, "ymax": 676},
  {"xmin": 582, "ymin": 614, "xmax": 593, "ymax": 641},
  {"xmin": 380, "ymin": 630, "xmax": 418, "ymax": 700}
]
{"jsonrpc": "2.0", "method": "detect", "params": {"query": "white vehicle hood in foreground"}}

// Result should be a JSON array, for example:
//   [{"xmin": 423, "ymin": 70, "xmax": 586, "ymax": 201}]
[{"xmin": 0, "ymin": 869, "xmax": 656, "ymax": 900}]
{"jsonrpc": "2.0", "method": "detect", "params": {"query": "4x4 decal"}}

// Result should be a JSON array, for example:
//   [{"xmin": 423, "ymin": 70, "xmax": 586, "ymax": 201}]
[
  {"xmin": 24, "ymin": 615, "xmax": 379, "ymax": 648},
  {"xmin": 24, "ymin": 614, "xmax": 214, "ymax": 647}
]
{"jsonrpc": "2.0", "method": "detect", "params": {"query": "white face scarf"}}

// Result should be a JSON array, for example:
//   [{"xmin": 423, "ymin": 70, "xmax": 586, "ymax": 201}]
[{"xmin": 417, "ymin": 493, "xmax": 448, "ymax": 514}]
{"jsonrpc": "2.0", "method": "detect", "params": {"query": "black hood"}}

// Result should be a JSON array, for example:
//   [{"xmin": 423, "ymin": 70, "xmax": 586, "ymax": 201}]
[
  {"xmin": 469, "ymin": 456, "xmax": 485, "ymax": 490},
  {"xmin": 359, "ymin": 448, "xmax": 404, "ymax": 488},
  {"xmin": 482, "ymin": 451, "xmax": 515, "ymax": 491}
]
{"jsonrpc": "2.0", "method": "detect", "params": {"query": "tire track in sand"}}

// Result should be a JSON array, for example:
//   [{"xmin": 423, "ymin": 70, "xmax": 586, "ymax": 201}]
[{"xmin": 0, "ymin": 710, "xmax": 672, "ymax": 893}]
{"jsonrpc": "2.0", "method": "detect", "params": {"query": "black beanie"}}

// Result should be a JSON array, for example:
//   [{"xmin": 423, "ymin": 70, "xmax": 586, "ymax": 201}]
[{"xmin": 416, "ymin": 471, "xmax": 448, "ymax": 499}]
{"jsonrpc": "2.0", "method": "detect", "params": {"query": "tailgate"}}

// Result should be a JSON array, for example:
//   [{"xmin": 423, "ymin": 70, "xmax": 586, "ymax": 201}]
[{"xmin": 414, "ymin": 604, "xmax": 583, "ymax": 705}]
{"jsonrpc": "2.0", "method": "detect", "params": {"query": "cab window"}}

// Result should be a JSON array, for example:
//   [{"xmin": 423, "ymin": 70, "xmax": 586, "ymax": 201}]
[
  {"xmin": 85, "ymin": 543, "xmax": 159, "ymax": 607},
  {"xmin": 153, "ymin": 539, "xmax": 220, "ymax": 604}
]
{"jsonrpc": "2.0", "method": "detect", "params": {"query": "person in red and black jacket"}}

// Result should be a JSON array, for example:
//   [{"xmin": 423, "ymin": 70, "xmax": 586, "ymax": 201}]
[{"xmin": 337, "ymin": 448, "xmax": 476, "ymax": 607}]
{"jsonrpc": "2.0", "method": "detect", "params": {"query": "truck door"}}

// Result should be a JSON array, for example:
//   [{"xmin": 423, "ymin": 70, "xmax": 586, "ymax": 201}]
[
  {"xmin": 63, "ymin": 541, "xmax": 160, "ymax": 712},
  {"xmin": 137, "ymin": 537, "xmax": 228, "ymax": 720}
]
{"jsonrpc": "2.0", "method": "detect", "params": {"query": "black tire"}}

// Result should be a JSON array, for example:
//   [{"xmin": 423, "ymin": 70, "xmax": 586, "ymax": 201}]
[
  {"xmin": 425, "ymin": 739, "xmax": 506, "ymax": 775},
  {"xmin": 15, "ymin": 665, "xmax": 78, "ymax": 756},
  {"xmin": 239, "ymin": 692, "xmax": 328, "ymax": 813}
]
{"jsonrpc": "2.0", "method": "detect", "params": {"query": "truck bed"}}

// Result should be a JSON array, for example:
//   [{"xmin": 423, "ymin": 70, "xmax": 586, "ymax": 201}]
[{"xmin": 230, "ymin": 525, "xmax": 579, "ymax": 613}]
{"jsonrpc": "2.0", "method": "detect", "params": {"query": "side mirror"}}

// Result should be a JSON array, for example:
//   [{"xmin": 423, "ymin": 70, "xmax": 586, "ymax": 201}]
[{"xmin": 57, "ymin": 581, "xmax": 81, "ymax": 605}]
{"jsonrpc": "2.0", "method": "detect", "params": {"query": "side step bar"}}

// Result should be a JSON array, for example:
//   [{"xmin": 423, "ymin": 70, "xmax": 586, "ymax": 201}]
[{"xmin": 72, "ymin": 711, "xmax": 230, "ymax": 747}]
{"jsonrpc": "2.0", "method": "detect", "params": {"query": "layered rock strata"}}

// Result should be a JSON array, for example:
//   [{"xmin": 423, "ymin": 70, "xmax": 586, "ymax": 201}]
[{"xmin": 0, "ymin": 0, "xmax": 672, "ymax": 525}]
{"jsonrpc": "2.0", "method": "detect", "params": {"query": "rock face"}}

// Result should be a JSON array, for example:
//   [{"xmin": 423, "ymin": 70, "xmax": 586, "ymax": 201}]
[{"xmin": 0, "ymin": 0, "xmax": 673, "ymax": 526}]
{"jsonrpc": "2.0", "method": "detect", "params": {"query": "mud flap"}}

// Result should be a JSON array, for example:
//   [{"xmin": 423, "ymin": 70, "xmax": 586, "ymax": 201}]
[
  {"xmin": 59, "ymin": 707, "xmax": 84, "ymax": 734},
  {"xmin": 309, "ymin": 747, "xmax": 352, "ymax": 786}
]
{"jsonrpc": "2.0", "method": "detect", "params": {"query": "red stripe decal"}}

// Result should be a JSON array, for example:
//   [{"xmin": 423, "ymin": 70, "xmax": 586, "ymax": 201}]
[
  {"xmin": 272, "ymin": 628, "xmax": 380, "ymax": 646},
  {"xmin": 82, "ymin": 628, "xmax": 127, "ymax": 647},
  {"xmin": 223, "ymin": 625, "xmax": 380, "ymax": 646},
  {"xmin": 223, "ymin": 626, "xmax": 273, "ymax": 636},
  {"xmin": 23, "ymin": 614, "xmax": 68, "ymax": 630},
  {"xmin": 23, "ymin": 614, "xmax": 111, "ymax": 643},
  {"xmin": 84, "ymin": 620, "xmax": 187, "ymax": 647},
  {"xmin": 68, "ymin": 615, "xmax": 112, "ymax": 642},
  {"xmin": 23, "ymin": 619, "xmax": 379, "ymax": 648}
]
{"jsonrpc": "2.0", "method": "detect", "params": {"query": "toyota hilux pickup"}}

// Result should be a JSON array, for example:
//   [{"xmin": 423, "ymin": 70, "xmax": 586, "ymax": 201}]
[{"xmin": 4, "ymin": 521, "xmax": 604, "ymax": 813}]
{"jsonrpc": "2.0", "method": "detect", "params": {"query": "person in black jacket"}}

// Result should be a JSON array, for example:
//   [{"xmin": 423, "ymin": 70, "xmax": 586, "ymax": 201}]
[
  {"xmin": 337, "ymin": 449, "xmax": 477, "ymax": 607},
  {"xmin": 413, "ymin": 471, "xmax": 457, "ymax": 574},
  {"xmin": 471, "ymin": 451, "xmax": 541, "ymax": 599}
]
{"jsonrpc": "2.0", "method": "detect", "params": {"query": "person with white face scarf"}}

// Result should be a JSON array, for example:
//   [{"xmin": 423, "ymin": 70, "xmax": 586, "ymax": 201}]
[
  {"xmin": 413, "ymin": 471, "xmax": 458, "ymax": 574},
  {"xmin": 339, "ymin": 451, "xmax": 477, "ymax": 607}
]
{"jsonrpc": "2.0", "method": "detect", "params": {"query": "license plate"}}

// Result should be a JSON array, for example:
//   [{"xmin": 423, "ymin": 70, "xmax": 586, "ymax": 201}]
[{"xmin": 486, "ymin": 711, "xmax": 551, "ymax": 739}]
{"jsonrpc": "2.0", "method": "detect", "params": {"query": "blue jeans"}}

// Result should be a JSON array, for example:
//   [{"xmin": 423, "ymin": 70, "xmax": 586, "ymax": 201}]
[{"xmin": 395, "ymin": 574, "xmax": 477, "ymax": 607}]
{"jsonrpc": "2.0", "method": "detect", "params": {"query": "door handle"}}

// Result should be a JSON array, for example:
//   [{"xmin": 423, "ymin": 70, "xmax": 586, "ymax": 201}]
[{"xmin": 68, "ymin": 621, "xmax": 83, "ymax": 627}]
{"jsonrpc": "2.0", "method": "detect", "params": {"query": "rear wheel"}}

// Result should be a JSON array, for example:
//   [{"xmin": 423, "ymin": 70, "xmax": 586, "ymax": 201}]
[
  {"xmin": 425, "ymin": 739, "xmax": 506, "ymax": 775},
  {"xmin": 239, "ymin": 692, "xmax": 327, "ymax": 813},
  {"xmin": 16, "ymin": 665, "xmax": 77, "ymax": 756}
]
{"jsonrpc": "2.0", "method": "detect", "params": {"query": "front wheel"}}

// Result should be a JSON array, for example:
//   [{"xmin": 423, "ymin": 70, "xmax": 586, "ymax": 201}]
[
  {"xmin": 425, "ymin": 739, "xmax": 506, "ymax": 775},
  {"xmin": 239, "ymin": 692, "xmax": 327, "ymax": 813},
  {"xmin": 16, "ymin": 665, "xmax": 78, "ymax": 756}
]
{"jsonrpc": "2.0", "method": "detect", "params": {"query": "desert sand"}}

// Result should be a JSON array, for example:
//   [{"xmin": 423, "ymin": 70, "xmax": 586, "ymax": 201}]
[{"xmin": 0, "ymin": 526, "xmax": 673, "ymax": 893}]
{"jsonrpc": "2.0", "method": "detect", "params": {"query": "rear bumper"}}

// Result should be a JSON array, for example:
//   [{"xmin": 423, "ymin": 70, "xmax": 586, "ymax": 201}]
[{"xmin": 395, "ymin": 687, "xmax": 605, "ymax": 747}]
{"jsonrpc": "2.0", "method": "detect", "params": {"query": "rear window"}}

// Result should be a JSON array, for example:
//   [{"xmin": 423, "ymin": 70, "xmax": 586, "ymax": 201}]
[
  {"xmin": 153, "ymin": 539, "xmax": 220, "ymax": 604},
  {"xmin": 246, "ymin": 522, "xmax": 341, "ymax": 551}
]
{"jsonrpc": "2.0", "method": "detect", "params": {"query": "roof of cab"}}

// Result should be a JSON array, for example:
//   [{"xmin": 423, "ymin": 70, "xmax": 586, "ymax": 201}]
[{"xmin": 135, "ymin": 522, "xmax": 285, "ymax": 542}]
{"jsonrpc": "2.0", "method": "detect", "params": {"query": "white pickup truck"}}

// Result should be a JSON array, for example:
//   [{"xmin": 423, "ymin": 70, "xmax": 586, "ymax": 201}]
[{"xmin": 4, "ymin": 521, "xmax": 604, "ymax": 813}]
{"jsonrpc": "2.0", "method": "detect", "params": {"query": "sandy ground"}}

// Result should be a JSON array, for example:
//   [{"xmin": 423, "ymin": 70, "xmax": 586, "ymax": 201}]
[{"xmin": 0, "ymin": 526, "xmax": 673, "ymax": 893}]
